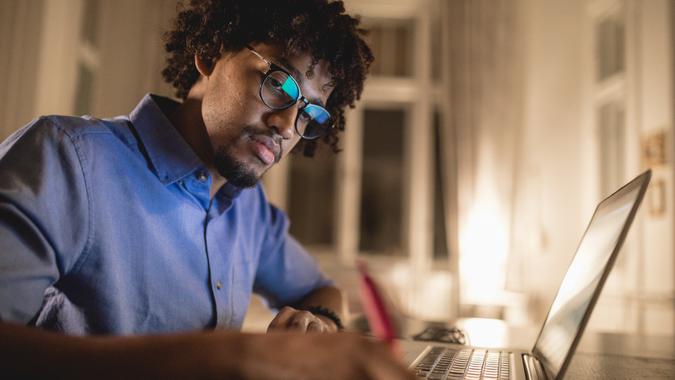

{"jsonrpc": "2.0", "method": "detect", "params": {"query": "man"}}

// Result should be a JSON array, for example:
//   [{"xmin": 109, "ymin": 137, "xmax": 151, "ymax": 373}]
[{"xmin": 0, "ymin": 0, "xmax": 413, "ymax": 378}]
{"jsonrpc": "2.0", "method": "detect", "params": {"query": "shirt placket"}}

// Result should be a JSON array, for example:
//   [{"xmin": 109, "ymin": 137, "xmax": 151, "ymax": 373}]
[
  {"xmin": 184, "ymin": 169, "xmax": 231, "ymax": 327},
  {"xmin": 204, "ymin": 205, "xmax": 231, "ymax": 327}
]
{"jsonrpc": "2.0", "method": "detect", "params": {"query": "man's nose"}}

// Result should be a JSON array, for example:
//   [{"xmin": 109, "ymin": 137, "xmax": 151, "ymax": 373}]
[{"xmin": 266, "ymin": 106, "xmax": 297, "ymax": 140}]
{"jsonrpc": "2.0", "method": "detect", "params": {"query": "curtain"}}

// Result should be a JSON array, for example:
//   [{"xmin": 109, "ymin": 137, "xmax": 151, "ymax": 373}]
[{"xmin": 441, "ymin": 0, "xmax": 525, "ymax": 304}]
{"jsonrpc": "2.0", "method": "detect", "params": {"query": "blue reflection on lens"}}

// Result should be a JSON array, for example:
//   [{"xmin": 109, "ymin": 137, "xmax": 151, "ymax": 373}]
[
  {"xmin": 281, "ymin": 78, "xmax": 299, "ymax": 100},
  {"xmin": 305, "ymin": 105, "xmax": 329, "ymax": 124}
]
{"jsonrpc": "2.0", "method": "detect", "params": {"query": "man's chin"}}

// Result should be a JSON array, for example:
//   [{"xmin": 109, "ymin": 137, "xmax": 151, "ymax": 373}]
[{"xmin": 214, "ymin": 151, "xmax": 262, "ymax": 188}]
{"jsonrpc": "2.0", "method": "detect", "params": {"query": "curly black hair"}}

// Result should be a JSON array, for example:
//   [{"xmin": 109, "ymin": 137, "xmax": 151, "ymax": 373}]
[{"xmin": 162, "ymin": 0, "xmax": 373, "ymax": 156}]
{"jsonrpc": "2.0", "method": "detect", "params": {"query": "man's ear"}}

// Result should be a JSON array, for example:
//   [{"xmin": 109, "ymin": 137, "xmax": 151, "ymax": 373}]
[{"xmin": 194, "ymin": 55, "xmax": 214, "ymax": 77}]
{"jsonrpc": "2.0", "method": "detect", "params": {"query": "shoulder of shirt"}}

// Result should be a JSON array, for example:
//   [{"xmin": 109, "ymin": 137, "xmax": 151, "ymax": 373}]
[
  {"xmin": 243, "ymin": 182, "xmax": 270, "ymax": 206},
  {"xmin": 233, "ymin": 182, "xmax": 265, "ymax": 208},
  {"xmin": 239, "ymin": 182, "xmax": 288, "ymax": 223},
  {"xmin": 23, "ymin": 115, "xmax": 136, "ymax": 150}
]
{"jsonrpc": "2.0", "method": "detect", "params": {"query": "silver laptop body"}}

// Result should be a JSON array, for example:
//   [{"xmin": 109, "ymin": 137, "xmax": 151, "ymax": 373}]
[{"xmin": 408, "ymin": 170, "xmax": 651, "ymax": 380}]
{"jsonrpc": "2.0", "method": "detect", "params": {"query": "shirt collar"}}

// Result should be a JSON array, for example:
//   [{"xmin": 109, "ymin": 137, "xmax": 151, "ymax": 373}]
[{"xmin": 129, "ymin": 94, "xmax": 204, "ymax": 185}]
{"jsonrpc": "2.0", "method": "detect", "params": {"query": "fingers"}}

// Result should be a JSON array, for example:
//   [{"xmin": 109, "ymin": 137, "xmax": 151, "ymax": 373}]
[
  {"xmin": 267, "ymin": 306, "xmax": 296, "ymax": 332},
  {"xmin": 240, "ymin": 331, "xmax": 415, "ymax": 380},
  {"xmin": 307, "ymin": 319, "xmax": 323, "ymax": 332},
  {"xmin": 287, "ymin": 310, "xmax": 314, "ymax": 331},
  {"xmin": 267, "ymin": 307, "xmax": 330, "ymax": 333}
]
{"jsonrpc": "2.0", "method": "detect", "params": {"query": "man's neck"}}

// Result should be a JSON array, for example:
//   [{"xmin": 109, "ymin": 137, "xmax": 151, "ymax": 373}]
[
  {"xmin": 166, "ymin": 96, "xmax": 227, "ymax": 199},
  {"xmin": 209, "ymin": 176, "xmax": 227, "ymax": 198}
]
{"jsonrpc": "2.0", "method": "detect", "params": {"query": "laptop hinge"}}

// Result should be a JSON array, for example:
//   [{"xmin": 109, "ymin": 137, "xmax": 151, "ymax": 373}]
[{"xmin": 522, "ymin": 353, "xmax": 547, "ymax": 380}]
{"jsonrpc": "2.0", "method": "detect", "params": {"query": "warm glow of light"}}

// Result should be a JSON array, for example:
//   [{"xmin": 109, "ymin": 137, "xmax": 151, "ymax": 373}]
[
  {"xmin": 459, "ymin": 318, "xmax": 508, "ymax": 347},
  {"xmin": 459, "ymin": 191, "xmax": 508, "ymax": 304}
]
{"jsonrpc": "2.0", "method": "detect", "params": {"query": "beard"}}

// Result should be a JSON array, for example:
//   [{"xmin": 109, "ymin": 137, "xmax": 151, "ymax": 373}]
[
  {"xmin": 212, "ymin": 126, "xmax": 283, "ymax": 188},
  {"xmin": 213, "ymin": 145, "xmax": 260, "ymax": 188}
]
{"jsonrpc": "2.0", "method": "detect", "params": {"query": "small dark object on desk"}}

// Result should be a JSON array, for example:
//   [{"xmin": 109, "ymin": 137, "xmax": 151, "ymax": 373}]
[{"xmin": 412, "ymin": 325, "xmax": 468, "ymax": 345}]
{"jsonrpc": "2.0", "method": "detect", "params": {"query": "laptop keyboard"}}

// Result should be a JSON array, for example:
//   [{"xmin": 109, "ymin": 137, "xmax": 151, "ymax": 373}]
[{"xmin": 414, "ymin": 347, "xmax": 511, "ymax": 380}]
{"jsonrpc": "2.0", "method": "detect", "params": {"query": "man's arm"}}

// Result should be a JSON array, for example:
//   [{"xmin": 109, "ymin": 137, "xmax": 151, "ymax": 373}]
[
  {"xmin": 295, "ymin": 285, "xmax": 343, "ymax": 316},
  {"xmin": 254, "ymin": 198, "xmax": 346, "ymax": 333},
  {"xmin": 267, "ymin": 285, "xmax": 345, "ymax": 332},
  {"xmin": 0, "ymin": 321, "xmax": 414, "ymax": 380},
  {"xmin": 0, "ymin": 321, "xmax": 245, "ymax": 379}
]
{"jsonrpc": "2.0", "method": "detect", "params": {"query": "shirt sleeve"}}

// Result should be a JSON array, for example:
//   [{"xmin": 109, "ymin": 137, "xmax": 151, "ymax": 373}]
[
  {"xmin": 0, "ymin": 117, "xmax": 90, "ymax": 324},
  {"xmin": 252, "ymin": 190, "xmax": 333, "ymax": 309}
]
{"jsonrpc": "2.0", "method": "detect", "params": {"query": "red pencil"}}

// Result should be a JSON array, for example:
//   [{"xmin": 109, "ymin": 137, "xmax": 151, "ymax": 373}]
[{"xmin": 356, "ymin": 260, "xmax": 400, "ymax": 354}]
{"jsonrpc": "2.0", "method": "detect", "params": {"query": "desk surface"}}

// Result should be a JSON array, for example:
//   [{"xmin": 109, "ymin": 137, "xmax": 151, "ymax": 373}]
[{"xmin": 398, "ymin": 318, "xmax": 675, "ymax": 379}]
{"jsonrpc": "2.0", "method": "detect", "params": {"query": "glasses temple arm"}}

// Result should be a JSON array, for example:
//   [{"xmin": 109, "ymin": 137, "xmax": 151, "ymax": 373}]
[{"xmin": 246, "ymin": 45, "xmax": 272, "ymax": 71}]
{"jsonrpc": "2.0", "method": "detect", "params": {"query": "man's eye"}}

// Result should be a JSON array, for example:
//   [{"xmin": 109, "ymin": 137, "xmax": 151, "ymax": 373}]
[
  {"xmin": 299, "ymin": 110, "xmax": 312, "ymax": 121},
  {"xmin": 269, "ymin": 78, "xmax": 282, "ymax": 89}
]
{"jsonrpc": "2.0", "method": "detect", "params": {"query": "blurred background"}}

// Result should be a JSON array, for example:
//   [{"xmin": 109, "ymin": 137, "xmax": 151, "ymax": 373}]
[{"xmin": 0, "ymin": 0, "xmax": 672, "ymax": 340}]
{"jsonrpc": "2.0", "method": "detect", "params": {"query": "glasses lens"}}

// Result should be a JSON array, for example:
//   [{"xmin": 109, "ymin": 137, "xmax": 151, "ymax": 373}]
[
  {"xmin": 261, "ymin": 71, "xmax": 299, "ymax": 109},
  {"xmin": 296, "ymin": 104, "xmax": 333, "ymax": 139}
]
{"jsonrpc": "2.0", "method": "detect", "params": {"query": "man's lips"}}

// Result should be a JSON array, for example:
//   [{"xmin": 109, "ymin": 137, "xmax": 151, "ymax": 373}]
[{"xmin": 250, "ymin": 135, "xmax": 281, "ymax": 165}]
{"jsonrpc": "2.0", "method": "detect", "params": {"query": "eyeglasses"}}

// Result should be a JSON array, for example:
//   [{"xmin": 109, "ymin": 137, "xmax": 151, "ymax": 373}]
[{"xmin": 247, "ymin": 46, "xmax": 333, "ymax": 140}]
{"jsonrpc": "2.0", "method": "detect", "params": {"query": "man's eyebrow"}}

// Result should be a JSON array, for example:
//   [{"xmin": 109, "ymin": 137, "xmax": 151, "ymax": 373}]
[
  {"xmin": 271, "ymin": 56, "xmax": 303, "ymax": 84},
  {"xmin": 271, "ymin": 55, "xmax": 327, "ymax": 108}
]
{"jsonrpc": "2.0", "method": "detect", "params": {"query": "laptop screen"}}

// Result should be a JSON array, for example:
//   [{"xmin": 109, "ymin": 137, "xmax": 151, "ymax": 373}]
[{"xmin": 532, "ymin": 171, "xmax": 649, "ymax": 379}]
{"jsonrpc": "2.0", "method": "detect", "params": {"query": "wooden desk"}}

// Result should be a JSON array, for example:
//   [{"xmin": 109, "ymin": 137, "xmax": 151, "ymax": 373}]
[{"xmin": 398, "ymin": 318, "xmax": 674, "ymax": 379}]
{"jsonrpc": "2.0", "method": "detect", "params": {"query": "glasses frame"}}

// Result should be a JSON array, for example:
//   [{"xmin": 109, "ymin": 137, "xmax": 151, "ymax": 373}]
[{"xmin": 247, "ymin": 46, "xmax": 333, "ymax": 140}]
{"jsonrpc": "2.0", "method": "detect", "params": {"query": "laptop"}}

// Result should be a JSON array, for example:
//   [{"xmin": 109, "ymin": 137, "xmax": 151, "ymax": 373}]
[{"xmin": 406, "ymin": 170, "xmax": 652, "ymax": 380}]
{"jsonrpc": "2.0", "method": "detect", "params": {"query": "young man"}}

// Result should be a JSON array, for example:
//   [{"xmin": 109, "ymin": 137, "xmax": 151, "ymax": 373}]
[{"xmin": 0, "ymin": 0, "xmax": 414, "ymax": 378}]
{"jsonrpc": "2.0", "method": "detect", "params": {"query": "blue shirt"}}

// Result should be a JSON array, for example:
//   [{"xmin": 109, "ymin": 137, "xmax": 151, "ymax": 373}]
[{"xmin": 0, "ymin": 94, "xmax": 331, "ymax": 335}]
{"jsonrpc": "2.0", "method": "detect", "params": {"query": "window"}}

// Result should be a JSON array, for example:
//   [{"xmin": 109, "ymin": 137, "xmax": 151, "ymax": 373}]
[
  {"xmin": 80, "ymin": 0, "xmax": 101, "ymax": 48},
  {"xmin": 597, "ymin": 101, "xmax": 626, "ymax": 197},
  {"xmin": 74, "ymin": 0, "xmax": 102, "ymax": 115},
  {"xmin": 432, "ymin": 110, "xmax": 449, "ymax": 260},
  {"xmin": 595, "ymin": 13, "xmax": 625, "ymax": 81},
  {"xmin": 74, "ymin": 63, "xmax": 94, "ymax": 116},
  {"xmin": 281, "ymin": 0, "xmax": 450, "ymax": 269},
  {"xmin": 593, "ymin": 4, "xmax": 626, "ymax": 197},
  {"xmin": 359, "ymin": 108, "xmax": 406, "ymax": 255},
  {"xmin": 363, "ymin": 19, "xmax": 414, "ymax": 78},
  {"xmin": 287, "ymin": 150, "xmax": 337, "ymax": 247}
]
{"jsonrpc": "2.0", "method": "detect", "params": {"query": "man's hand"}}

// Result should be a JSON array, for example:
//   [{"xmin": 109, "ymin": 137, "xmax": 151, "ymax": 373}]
[
  {"xmin": 1, "ymin": 321, "xmax": 415, "ymax": 379},
  {"xmin": 267, "ymin": 306, "xmax": 338, "ymax": 333},
  {"xmin": 242, "ymin": 331, "xmax": 416, "ymax": 380}
]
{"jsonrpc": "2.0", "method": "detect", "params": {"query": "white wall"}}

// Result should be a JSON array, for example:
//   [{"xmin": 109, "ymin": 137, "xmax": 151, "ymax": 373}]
[
  {"xmin": 512, "ymin": 0, "xmax": 674, "ymax": 336},
  {"xmin": 510, "ymin": 0, "xmax": 586, "ymax": 315},
  {"xmin": 630, "ymin": 0, "xmax": 673, "ymax": 335}
]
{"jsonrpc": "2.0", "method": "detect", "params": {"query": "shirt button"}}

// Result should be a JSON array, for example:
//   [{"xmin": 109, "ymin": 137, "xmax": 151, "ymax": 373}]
[
  {"xmin": 197, "ymin": 171, "xmax": 208, "ymax": 182},
  {"xmin": 215, "ymin": 281, "xmax": 222, "ymax": 290}
]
